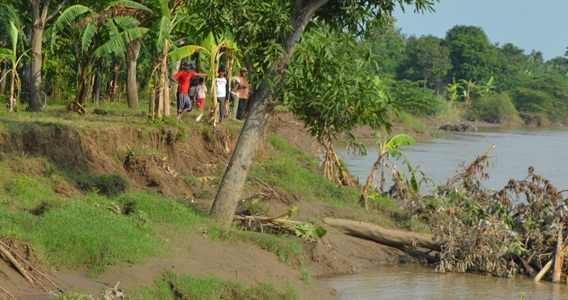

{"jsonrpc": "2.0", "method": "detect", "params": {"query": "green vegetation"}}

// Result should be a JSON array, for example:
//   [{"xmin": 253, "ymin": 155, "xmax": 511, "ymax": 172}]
[
  {"xmin": 131, "ymin": 272, "xmax": 299, "ymax": 300},
  {"xmin": 252, "ymin": 135, "xmax": 360, "ymax": 208}
]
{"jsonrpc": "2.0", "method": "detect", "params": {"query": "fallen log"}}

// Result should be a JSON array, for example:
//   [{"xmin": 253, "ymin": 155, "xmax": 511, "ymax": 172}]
[{"xmin": 323, "ymin": 218, "xmax": 440, "ymax": 251}]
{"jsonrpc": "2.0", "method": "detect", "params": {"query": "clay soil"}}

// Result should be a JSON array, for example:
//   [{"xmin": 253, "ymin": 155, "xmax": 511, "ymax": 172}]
[{"xmin": 0, "ymin": 111, "xmax": 412, "ymax": 300}]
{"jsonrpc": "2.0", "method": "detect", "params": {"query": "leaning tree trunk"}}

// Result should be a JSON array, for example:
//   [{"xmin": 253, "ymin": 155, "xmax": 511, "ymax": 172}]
[
  {"xmin": 359, "ymin": 150, "xmax": 387, "ymax": 209},
  {"xmin": 210, "ymin": 0, "xmax": 329, "ymax": 227},
  {"xmin": 126, "ymin": 37, "xmax": 142, "ymax": 109}
]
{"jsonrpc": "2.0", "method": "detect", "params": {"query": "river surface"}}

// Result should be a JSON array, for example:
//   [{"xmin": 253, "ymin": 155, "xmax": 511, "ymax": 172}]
[
  {"xmin": 320, "ymin": 264, "xmax": 568, "ymax": 300},
  {"xmin": 326, "ymin": 127, "xmax": 568, "ymax": 299},
  {"xmin": 336, "ymin": 127, "xmax": 568, "ymax": 192}
]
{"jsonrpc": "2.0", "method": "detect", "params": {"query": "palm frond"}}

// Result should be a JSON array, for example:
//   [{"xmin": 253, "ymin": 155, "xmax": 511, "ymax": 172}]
[
  {"xmin": 107, "ymin": 0, "xmax": 152, "ymax": 13},
  {"xmin": 105, "ymin": 19, "xmax": 121, "ymax": 38},
  {"xmin": 93, "ymin": 27, "xmax": 148, "ymax": 58},
  {"xmin": 153, "ymin": 16, "xmax": 172, "ymax": 53},
  {"xmin": 168, "ymin": 45, "xmax": 203, "ymax": 62},
  {"xmin": 81, "ymin": 23, "xmax": 97, "ymax": 52},
  {"xmin": 53, "ymin": 5, "xmax": 93, "ymax": 33},
  {"xmin": 0, "ymin": 48, "xmax": 15, "ymax": 61},
  {"xmin": 114, "ymin": 16, "xmax": 140, "ymax": 29}
]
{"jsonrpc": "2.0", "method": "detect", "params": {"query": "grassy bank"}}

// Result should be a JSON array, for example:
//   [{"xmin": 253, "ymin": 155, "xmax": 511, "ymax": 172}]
[{"xmin": 2, "ymin": 103, "xmax": 405, "ymax": 299}]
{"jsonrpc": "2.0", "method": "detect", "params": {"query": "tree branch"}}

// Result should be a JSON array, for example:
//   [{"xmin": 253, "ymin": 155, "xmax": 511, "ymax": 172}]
[{"xmin": 46, "ymin": 0, "xmax": 65, "ymax": 22}]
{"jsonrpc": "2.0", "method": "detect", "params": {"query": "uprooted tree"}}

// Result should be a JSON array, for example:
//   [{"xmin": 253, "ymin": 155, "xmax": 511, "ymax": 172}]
[{"xmin": 409, "ymin": 145, "xmax": 568, "ymax": 282}]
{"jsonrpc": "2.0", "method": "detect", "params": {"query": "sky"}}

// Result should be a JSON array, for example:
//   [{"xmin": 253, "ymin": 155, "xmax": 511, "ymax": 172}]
[{"xmin": 393, "ymin": 0, "xmax": 568, "ymax": 61}]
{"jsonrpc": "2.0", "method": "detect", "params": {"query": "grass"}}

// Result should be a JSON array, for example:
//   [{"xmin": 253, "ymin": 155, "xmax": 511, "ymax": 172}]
[
  {"xmin": 0, "ymin": 102, "xmax": 414, "ymax": 298},
  {"xmin": 130, "ymin": 272, "xmax": 300, "ymax": 300},
  {"xmin": 251, "ymin": 135, "xmax": 360, "ymax": 209}
]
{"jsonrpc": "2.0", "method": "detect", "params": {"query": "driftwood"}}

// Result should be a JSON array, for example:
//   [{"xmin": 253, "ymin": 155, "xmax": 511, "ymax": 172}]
[
  {"xmin": 0, "ymin": 243, "xmax": 34, "ymax": 285},
  {"xmin": 534, "ymin": 243, "xmax": 568, "ymax": 283},
  {"xmin": 553, "ymin": 224, "xmax": 564, "ymax": 282},
  {"xmin": 324, "ymin": 218, "xmax": 440, "ymax": 251}
]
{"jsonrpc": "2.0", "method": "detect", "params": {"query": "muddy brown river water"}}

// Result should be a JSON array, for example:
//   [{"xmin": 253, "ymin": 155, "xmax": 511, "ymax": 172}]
[{"xmin": 330, "ymin": 127, "xmax": 568, "ymax": 299}]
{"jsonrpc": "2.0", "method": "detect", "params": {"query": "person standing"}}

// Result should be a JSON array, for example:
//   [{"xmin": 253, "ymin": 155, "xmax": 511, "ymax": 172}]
[
  {"xmin": 215, "ymin": 65, "xmax": 229, "ymax": 123},
  {"xmin": 188, "ymin": 63, "xmax": 198, "ymax": 106},
  {"xmin": 171, "ymin": 61, "xmax": 207, "ymax": 122},
  {"xmin": 235, "ymin": 68, "xmax": 249, "ymax": 120},
  {"xmin": 195, "ymin": 77, "xmax": 207, "ymax": 121}
]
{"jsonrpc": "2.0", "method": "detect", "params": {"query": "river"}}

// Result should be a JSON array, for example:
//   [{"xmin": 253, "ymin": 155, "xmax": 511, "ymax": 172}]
[
  {"xmin": 325, "ymin": 127, "xmax": 568, "ymax": 299},
  {"xmin": 336, "ymin": 127, "xmax": 568, "ymax": 192}
]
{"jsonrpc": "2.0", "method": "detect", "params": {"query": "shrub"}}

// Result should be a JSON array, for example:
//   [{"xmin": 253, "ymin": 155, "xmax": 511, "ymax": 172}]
[{"xmin": 472, "ymin": 92, "xmax": 522, "ymax": 125}]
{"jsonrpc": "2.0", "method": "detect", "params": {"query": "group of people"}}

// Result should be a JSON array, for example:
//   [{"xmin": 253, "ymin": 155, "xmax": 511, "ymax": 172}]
[{"xmin": 171, "ymin": 61, "xmax": 249, "ymax": 124}]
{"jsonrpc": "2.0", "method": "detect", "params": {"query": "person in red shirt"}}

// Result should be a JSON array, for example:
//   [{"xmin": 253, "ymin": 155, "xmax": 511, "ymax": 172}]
[{"xmin": 171, "ymin": 61, "xmax": 207, "ymax": 122}]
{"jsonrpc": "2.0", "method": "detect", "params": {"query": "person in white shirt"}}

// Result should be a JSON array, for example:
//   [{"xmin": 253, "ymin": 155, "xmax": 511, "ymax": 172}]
[{"xmin": 215, "ymin": 66, "xmax": 229, "ymax": 123}]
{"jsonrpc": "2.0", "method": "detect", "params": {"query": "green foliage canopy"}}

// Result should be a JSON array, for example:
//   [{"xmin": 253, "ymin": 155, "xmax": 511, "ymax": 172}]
[{"xmin": 284, "ymin": 25, "xmax": 396, "ymax": 142}]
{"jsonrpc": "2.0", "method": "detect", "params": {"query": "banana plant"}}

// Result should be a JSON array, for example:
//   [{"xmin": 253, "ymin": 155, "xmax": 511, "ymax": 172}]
[
  {"xmin": 0, "ymin": 20, "xmax": 27, "ymax": 112},
  {"xmin": 0, "ymin": 3, "xmax": 28, "ymax": 111},
  {"xmin": 458, "ymin": 79, "xmax": 477, "ymax": 106},
  {"xmin": 173, "ymin": 31, "xmax": 239, "ymax": 126},
  {"xmin": 444, "ymin": 79, "xmax": 461, "ymax": 102},
  {"xmin": 51, "ymin": 2, "xmax": 150, "ymax": 107},
  {"xmin": 359, "ymin": 132, "xmax": 416, "ymax": 209}
]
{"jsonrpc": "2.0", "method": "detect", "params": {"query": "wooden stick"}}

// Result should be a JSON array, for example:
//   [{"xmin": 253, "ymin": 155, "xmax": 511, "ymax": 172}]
[
  {"xmin": 553, "ymin": 224, "xmax": 564, "ymax": 283},
  {"xmin": 0, "ymin": 240, "xmax": 58, "ymax": 290},
  {"xmin": 534, "ymin": 243, "xmax": 568, "ymax": 283},
  {"xmin": 534, "ymin": 259, "xmax": 554, "ymax": 283},
  {"xmin": 0, "ymin": 285, "xmax": 17, "ymax": 300},
  {"xmin": 0, "ymin": 244, "xmax": 34, "ymax": 285}
]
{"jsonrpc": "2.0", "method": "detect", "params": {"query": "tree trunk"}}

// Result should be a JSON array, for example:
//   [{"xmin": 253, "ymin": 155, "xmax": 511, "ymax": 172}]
[
  {"xmin": 74, "ymin": 63, "xmax": 91, "ymax": 105},
  {"xmin": 110, "ymin": 64, "xmax": 119, "ymax": 102},
  {"xmin": 92, "ymin": 58, "xmax": 104, "ymax": 104},
  {"xmin": 29, "ymin": 0, "xmax": 63, "ymax": 111},
  {"xmin": 360, "ymin": 151, "xmax": 386, "ymax": 209},
  {"xmin": 126, "ymin": 37, "xmax": 142, "ymax": 109},
  {"xmin": 323, "ymin": 138, "xmax": 351, "ymax": 186},
  {"xmin": 324, "ymin": 217, "xmax": 441, "ymax": 251},
  {"xmin": 0, "ymin": 60, "xmax": 7, "ymax": 94},
  {"xmin": 30, "ymin": 1, "xmax": 45, "ymax": 112},
  {"xmin": 8, "ymin": 71, "xmax": 16, "ymax": 112},
  {"xmin": 209, "ymin": 0, "xmax": 329, "ymax": 227},
  {"xmin": 153, "ymin": 47, "xmax": 171, "ymax": 118}
]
